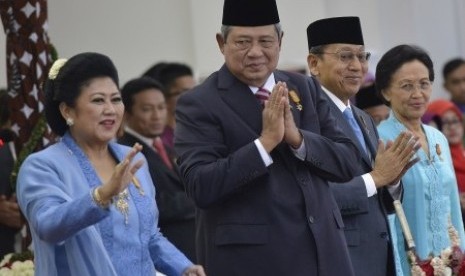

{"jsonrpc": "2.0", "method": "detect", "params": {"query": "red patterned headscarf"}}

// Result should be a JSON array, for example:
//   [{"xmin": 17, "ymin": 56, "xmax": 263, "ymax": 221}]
[{"xmin": 426, "ymin": 99, "xmax": 465, "ymax": 192}]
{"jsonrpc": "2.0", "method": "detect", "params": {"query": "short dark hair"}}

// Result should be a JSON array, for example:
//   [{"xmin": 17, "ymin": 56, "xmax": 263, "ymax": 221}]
[
  {"xmin": 442, "ymin": 58, "xmax": 465, "ymax": 80},
  {"xmin": 142, "ymin": 62, "xmax": 169, "ymax": 81},
  {"xmin": 308, "ymin": 45, "xmax": 327, "ymax": 56},
  {"xmin": 143, "ymin": 62, "xmax": 193, "ymax": 92},
  {"xmin": 44, "ymin": 52, "xmax": 119, "ymax": 136},
  {"xmin": 121, "ymin": 77, "xmax": 166, "ymax": 114},
  {"xmin": 375, "ymin": 44, "xmax": 434, "ymax": 106}
]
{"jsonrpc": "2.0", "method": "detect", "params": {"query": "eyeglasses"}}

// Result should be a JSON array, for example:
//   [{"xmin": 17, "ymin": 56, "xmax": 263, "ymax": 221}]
[
  {"xmin": 441, "ymin": 118, "xmax": 462, "ymax": 127},
  {"xmin": 395, "ymin": 81, "xmax": 432, "ymax": 93},
  {"xmin": 318, "ymin": 50, "xmax": 371, "ymax": 64},
  {"xmin": 230, "ymin": 38, "xmax": 277, "ymax": 50}
]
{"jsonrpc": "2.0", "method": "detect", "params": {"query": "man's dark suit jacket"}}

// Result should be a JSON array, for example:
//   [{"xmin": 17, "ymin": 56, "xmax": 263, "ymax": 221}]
[
  {"xmin": 118, "ymin": 133, "xmax": 196, "ymax": 262},
  {"xmin": 174, "ymin": 64, "xmax": 362, "ymax": 276},
  {"xmin": 324, "ymin": 95, "xmax": 397, "ymax": 276},
  {"xmin": 0, "ymin": 143, "xmax": 17, "ymax": 258}
]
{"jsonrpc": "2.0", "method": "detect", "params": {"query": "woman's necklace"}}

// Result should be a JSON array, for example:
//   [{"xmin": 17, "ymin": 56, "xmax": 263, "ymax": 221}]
[
  {"xmin": 115, "ymin": 188, "xmax": 129, "ymax": 225},
  {"xmin": 113, "ymin": 177, "xmax": 144, "ymax": 225}
]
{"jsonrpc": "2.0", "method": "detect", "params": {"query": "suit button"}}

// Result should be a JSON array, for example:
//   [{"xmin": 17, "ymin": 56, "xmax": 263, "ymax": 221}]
[
  {"xmin": 380, "ymin": 232, "xmax": 388, "ymax": 239},
  {"xmin": 308, "ymin": 216, "xmax": 314, "ymax": 224}
]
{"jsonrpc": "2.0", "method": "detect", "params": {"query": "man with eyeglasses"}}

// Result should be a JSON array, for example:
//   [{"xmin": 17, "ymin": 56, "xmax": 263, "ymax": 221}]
[
  {"xmin": 306, "ymin": 16, "xmax": 419, "ymax": 276},
  {"xmin": 174, "ymin": 1, "xmax": 363, "ymax": 275}
]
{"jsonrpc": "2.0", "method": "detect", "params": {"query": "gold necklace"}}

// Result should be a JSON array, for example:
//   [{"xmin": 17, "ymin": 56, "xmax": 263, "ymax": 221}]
[
  {"xmin": 113, "ymin": 177, "xmax": 144, "ymax": 225},
  {"xmin": 115, "ymin": 189, "xmax": 129, "ymax": 225}
]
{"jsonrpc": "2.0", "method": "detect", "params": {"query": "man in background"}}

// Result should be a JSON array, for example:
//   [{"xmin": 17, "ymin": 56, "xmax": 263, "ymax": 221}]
[
  {"xmin": 143, "ymin": 62, "xmax": 195, "ymax": 151},
  {"xmin": 443, "ymin": 58, "xmax": 465, "ymax": 114},
  {"xmin": 443, "ymin": 58, "xmax": 465, "ymax": 145},
  {"xmin": 118, "ymin": 77, "xmax": 196, "ymax": 261},
  {"xmin": 355, "ymin": 83, "xmax": 390, "ymax": 125}
]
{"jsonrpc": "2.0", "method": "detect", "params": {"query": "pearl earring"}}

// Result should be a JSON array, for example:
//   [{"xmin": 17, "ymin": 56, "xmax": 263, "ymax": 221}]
[{"xmin": 66, "ymin": 118, "xmax": 74, "ymax": 126}]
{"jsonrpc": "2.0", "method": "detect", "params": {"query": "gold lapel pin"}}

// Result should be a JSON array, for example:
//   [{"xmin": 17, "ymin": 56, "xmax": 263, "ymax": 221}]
[{"xmin": 436, "ymin": 144, "xmax": 443, "ymax": 161}]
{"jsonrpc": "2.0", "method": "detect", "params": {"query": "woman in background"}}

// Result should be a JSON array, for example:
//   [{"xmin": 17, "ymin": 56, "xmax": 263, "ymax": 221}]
[
  {"xmin": 425, "ymin": 99, "xmax": 465, "ymax": 222},
  {"xmin": 375, "ymin": 44, "xmax": 465, "ymax": 275},
  {"xmin": 16, "ymin": 52, "xmax": 205, "ymax": 276}
]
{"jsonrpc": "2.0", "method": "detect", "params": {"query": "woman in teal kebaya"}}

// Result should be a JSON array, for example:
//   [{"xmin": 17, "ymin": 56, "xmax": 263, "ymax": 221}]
[{"xmin": 376, "ymin": 45, "xmax": 465, "ymax": 275}]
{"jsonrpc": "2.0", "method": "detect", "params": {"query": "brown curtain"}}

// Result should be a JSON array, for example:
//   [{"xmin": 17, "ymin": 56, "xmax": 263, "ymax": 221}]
[{"xmin": 0, "ymin": 0, "xmax": 53, "ymax": 154}]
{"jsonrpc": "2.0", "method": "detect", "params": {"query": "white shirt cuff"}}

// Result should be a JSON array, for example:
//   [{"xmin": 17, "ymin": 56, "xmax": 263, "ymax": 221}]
[
  {"xmin": 254, "ymin": 139, "xmax": 273, "ymax": 167},
  {"xmin": 362, "ymin": 173, "xmax": 377, "ymax": 197}
]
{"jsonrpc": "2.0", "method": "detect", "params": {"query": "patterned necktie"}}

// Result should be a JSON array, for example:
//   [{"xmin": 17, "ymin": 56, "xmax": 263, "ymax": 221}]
[
  {"xmin": 255, "ymin": 87, "xmax": 270, "ymax": 105},
  {"xmin": 343, "ymin": 107, "xmax": 367, "ymax": 154},
  {"xmin": 153, "ymin": 137, "xmax": 173, "ymax": 170}
]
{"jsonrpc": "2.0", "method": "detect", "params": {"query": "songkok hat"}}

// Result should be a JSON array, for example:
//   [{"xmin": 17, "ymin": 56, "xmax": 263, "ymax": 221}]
[
  {"xmin": 355, "ymin": 84, "xmax": 385, "ymax": 109},
  {"xmin": 307, "ymin": 16, "xmax": 364, "ymax": 50},
  {"xmin": 222, "ymin": 0, "xmax": 280, "ymax": 26}
]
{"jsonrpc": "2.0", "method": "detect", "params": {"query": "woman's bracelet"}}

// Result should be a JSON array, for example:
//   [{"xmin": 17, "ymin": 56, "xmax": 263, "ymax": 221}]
[{"xmin": 91, "ymin": 187, "xmax": 111, "ymax": 209}]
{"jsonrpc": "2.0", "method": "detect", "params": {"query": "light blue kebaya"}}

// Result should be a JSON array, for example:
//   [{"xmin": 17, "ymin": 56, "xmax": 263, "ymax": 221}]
[
  {"xmin": 378, "ymin": 112, "xmax": 465, "ymax": 275},
  {"xmin": 17, "ymin": 132, "xmax": 192, "ymax": 276}
]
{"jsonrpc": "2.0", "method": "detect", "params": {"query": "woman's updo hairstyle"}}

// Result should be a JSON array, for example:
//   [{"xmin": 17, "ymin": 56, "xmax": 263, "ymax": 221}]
[{"xmin": 44, "ymin": 52, "xmax": 119, "ymax": 136}]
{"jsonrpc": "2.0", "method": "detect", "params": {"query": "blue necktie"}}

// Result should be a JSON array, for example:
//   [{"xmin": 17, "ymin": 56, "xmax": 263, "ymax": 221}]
[{"xmin": 343, "ymin": 107, "xmax": 367, "ymax": 154}]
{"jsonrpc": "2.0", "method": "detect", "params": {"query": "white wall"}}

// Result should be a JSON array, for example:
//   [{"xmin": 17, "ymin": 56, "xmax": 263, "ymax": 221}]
[
  {"xmin": 1, "ymin": 0, "xmax": 464, "ymax": 99},
  {"xmin": 48, "ymin": 0, "xmax": 195, "ymax": 83},
  {"xmin": 376, "ymin": 0, "xmax": 465, "ymax": 99}
]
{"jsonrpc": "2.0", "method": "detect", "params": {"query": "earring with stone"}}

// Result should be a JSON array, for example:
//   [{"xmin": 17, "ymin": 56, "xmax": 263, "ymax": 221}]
[{"xmin": 66, "ymin": 118, "xmax": 74, "ymax": 126}]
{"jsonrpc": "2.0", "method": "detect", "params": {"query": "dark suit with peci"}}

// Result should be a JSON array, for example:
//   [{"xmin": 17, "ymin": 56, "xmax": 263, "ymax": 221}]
[
  {"xmin": 324, "ymin": 94, "xmax": 397, "ymax": 276},
  {"xmin": 0, "ymin": 143, "xmax": 18, "ymax": 258},
  {"xmin": 174, "ymin": 65, "xmax": 362, "ymax": 276},
  {"xmin": 118, "ymin": 133, "xmax": 197, "ymax": 262}
]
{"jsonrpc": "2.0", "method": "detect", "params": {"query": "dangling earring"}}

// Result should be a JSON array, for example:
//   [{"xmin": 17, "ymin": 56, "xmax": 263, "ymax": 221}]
[{"xmin": 66, "ymin": 118, "xmax": 74, "ymax": 126}]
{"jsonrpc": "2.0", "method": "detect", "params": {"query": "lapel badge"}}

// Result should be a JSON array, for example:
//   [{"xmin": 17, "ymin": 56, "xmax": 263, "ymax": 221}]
[
  {"xmin": 436, "ymin": 143, "xmax": 443, "ymax": 161},
  {"xmin": 289, "ymin": 90, "xmax": 302, "ymax": 111}
]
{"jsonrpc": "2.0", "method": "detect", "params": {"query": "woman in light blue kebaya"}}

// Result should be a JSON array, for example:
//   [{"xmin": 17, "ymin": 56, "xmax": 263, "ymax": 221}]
[
  {"xmin": 16, "ymin": 53, "xmax": 205, "ymax": 276},
  {"xmin": 375, "ymin": 44, "xmax": 465, "ymax": 275}
]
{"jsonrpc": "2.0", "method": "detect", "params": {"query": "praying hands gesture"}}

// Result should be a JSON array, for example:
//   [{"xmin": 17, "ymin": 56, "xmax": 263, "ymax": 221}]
[{"xmin": 259, "ymin": 81, "xmax": 302, "ymax": 153}]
